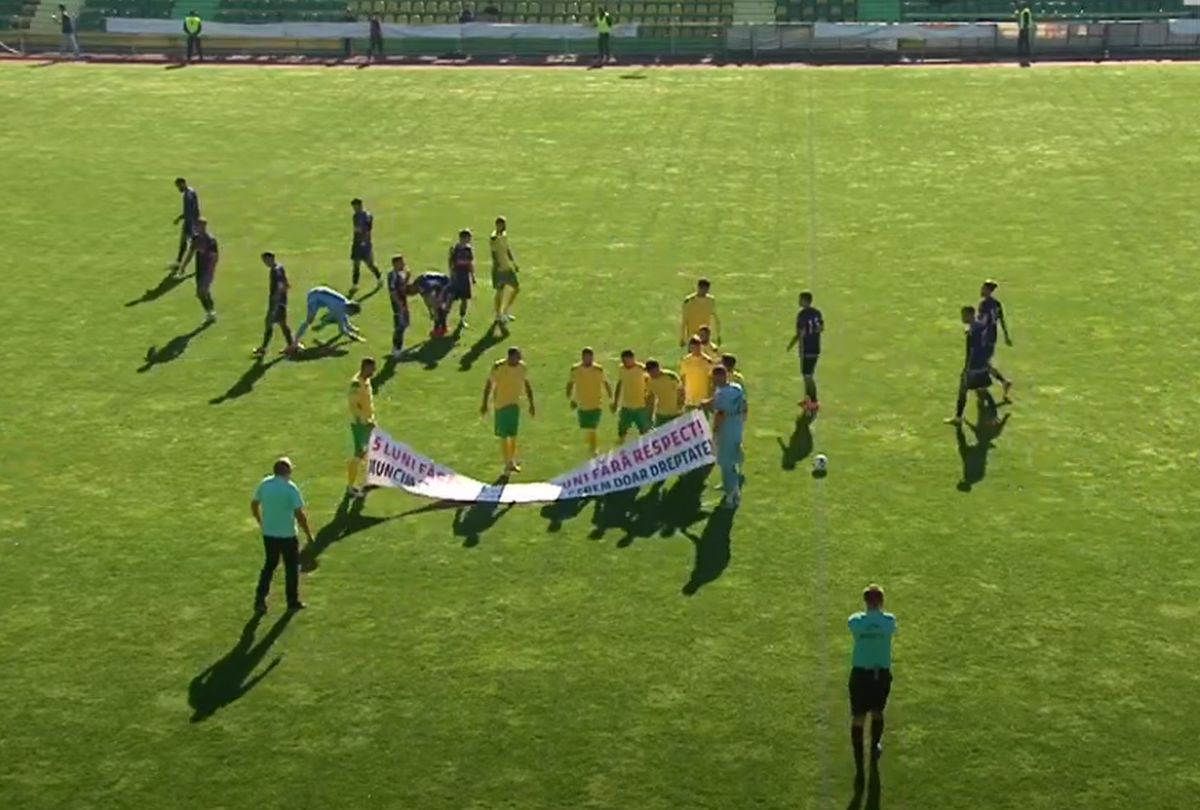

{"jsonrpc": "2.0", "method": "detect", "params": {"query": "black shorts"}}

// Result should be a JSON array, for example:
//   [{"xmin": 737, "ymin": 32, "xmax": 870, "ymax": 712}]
[
  {"xmin": 848, "ymin": 667, "xmax": 892, "ymax": 715},
  {"xmin": 964, "ymin": 368, "xmax": 992, "ymax": 391},
  {"xmin": 449, "ymin": 269, "xmax": 473, "ymax": 300},
  {"xmin": 195, "ymin": 261, "xmax": 216, "ymax": 290},
  {"xmin": 982, "ymin": 344, "xmax": 996, "ymax": 364},
  {"xmin": 266, "ymin": 300, "xmax": 288, "ymax": 324},
  {"xmin": 801, "ymin": 354, "xmax": 820, "ymax": 376},
  {"xmin": 350, "ymin": 241, "xmax": 374, "ymax": 262}
]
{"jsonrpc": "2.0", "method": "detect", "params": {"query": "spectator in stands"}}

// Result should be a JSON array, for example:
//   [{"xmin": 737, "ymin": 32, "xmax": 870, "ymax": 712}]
[
  {"xmin": 458, "ymin": 5, "xmax": 475, "ymax": 23},
  {"xmin": 594, "ymin": 6, "xmax": 613, "ymax": 65},
  {"xmin": 1016, "ymin": 4, "xmax": 1034, "ymax": 63},
  {"xmin": 482, "ymin": 3, "xmax": 500, "ymax": 21},
  {"xmin": 183, "ymin": 10, "xmax": 203, "ymax": 63},
  {"xmin": 368, "ymin": 13, "xmax": 384, "ymax": 62},
  {"xmin": 53, "ymin": 4, "xmax": 81, "ymax": 58},
  {"xmin": 341, "ymin": 6, "xmax": 355, "ymax": 59}
]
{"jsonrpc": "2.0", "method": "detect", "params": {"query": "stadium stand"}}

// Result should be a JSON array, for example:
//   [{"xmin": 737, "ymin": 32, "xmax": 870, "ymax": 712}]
[
  {"xmin": 78, "ymin": 0, "xmax": 173, "ymax": 30},
  {"xmin": 898, "ymin": 0, "xmax": 1187, "ymax": 21},
  {"xmin": 3, "ymin": 0, "xmax": 41, "ymax": 31}
]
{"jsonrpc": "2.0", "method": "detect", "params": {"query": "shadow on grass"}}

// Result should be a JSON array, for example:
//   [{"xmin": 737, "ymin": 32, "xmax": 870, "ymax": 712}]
[
  {"xmin": 187, "ymin": 611, "xmax": 295, "ymax": 722},
  {"xmin": 584, "ymin": 465, "xmax": 712, "ymax": 547},
  {"xmin": 458, "ymin": 321, "xmax": 508, "ymax": 371},
  {"xmin": 126, "ymin": 269, "xmax": 193, "ymax": 307},
  {"xmin": 681, "ymin": 505, "xmax": 735, "ymax": 596},
  {"xmin": 390, "ymin": 326, "xmax": 461, "ymax": 371},
  {"xmin": 300, "ymin": 494, "xmax": 398, "ymax": 572},
  {"xmin": 137, "ymin": 320, "xmax": 212, "ymax": 373},
  {"xmin": 846, "ymin": 765, "xmax": 882, "ymax": 810},
  {"xmin": 209, "ymin": 356, "xmax": 285, "ymax": 405},
  {"xmin": 397, "ymin": 475, "xmax": 515, "ymax": 548},
  {"xmin": 955, "ymin": 412, "xmax": 1010, "ymax": 492},
  {"xmin": 779, "ymin": 412, "xmax": 814, "ymax": 471}
]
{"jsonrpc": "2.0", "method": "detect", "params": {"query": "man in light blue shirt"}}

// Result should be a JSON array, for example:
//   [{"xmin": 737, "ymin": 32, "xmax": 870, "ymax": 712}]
[
  {"xmin": 709, "ymin": 366, "xmax": 746, "ymax": 508},
  {"xmin": 847, "ymin": 583, "xmax": 897, "ymax": 783},
  {"xmin": 288, "ymin": 286, "xmax": 365, "ymax": 352},
  {"xmin": 251, "ymin": 457, "xmax": 314, "ymax": 613}
]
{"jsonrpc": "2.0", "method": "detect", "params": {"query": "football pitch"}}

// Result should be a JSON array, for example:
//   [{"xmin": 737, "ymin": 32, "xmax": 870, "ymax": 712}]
[{"xmin": 2, "ymin": 61, "xmax": 1199, "ymax": 810}]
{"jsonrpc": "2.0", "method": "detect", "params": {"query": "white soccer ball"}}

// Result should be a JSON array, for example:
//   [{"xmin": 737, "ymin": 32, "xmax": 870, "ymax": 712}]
[{"xmin": 813, "ymin": 453, "xmax": 828, "ymax": 473}]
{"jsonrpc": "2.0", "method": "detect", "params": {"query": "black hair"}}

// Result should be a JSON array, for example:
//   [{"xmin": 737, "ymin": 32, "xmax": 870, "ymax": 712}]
[
  {"xmin": 799, "ymin": 291, "xmax": 813, "ymax": 305},
  {"xmin": 620, "ymin": 349, "xmax": 635, "ymax": 359}
]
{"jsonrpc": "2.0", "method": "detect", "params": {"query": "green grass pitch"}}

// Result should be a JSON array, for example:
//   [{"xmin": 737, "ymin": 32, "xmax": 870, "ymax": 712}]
[{"xmin": 1, "ymin": 62, "xmax": 1199, "ymax": 810}]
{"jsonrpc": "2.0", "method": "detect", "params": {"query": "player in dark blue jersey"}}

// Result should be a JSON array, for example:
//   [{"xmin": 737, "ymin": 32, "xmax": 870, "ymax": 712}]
[
  {"xmin": 349, "ymin": 198, "xmax": 381, "ymax": 293},
  {"xmin": 786, "ymin": 291, "xmax": 824, "ymax": 414},
  {"xmin": 171, "ymin": 177, "xmax": 200, "ymax": 270},
  {"xmin": 253, "ymin": 252, "xmax": 297, "ymax": 358},
  {"xmin": 411, "ymin": 272, "xmax": 452, "ymax": 337},
  {"xmin": 978, "ymin": 280, "xmax": 1013, "ymax": 400},
  {"xmin": 447, "ymin": 229, "xmax": 476, "ymax": 329},
  {"xmin": 947, "ymin": 305, "xmax": 999, "ymax": 426},
  {"xmin": 386, "ymin": 254, "xmax": 411, "ymax": 359}
]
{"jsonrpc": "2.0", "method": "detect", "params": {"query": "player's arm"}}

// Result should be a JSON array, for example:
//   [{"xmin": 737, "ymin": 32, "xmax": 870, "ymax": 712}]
[
  {"xmin": 998, "ymin": 304, "xmax": 1011, "ymax": 345},
  {"xmin": 680, "ymin": 301, "xmax": 689, "ymax": 346},
  {"xmin": 294, "ymin": 506, "xmax": 314, "ymax": 544},
  {"xmin": 603, "ymin": 377, "xmax": 614, "ymax": 400},
  {"xmin": 251, "ymin": 498, "xmax": 263, "ymax": 528},
  {"xmin": 566, "ymin": 376, "xmax": 576, "ymax": 408},
  {"xmin": 611, "ymin": 381, "xmax": 621, "ymax": 413},
  {"xmin": 786, "ymin": 318, "xmax": 800, "ymax": 351},
  {"xmin": 676, "ymin": 383, "xmax": 685, "ymax": 412},
  {"xmin": 525, "ymin": 380, "xmax": 536, "ymax": 416},
  {"xmin": 711, "ymin": 305, "xmax": 721, "ymax": 343},
  {"xmin": 480, "ymin": 379, "xmax": 493, "ymax": 416}
]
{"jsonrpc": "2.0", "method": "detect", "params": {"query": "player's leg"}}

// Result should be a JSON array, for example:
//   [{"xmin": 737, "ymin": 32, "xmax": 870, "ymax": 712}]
[
  {"xmin": 366, "ymin": 247, "xmax": 381, "ymax": 282},
  {"xmin": 176, "ymin": 223, "xmax": 190, "ymax": 264},
  {"xmin": 870, "ymin": 671, "xmax": 891, "ymax": 761},
  {"xmin": 255, "ymin": 312, "xmax": 274, "ymax": 356},
  {"xmin": 617, "ymin": 408, "xmax": 631, "ymax": 444},
  {"xmin": 255, "ymin": 537, "xmax": 282, "ymax": 611},
  {"xmin": 849, "ymin": 670, "xmax": 868, "ymax": 779},
  {"xmin": 946, "ymin": 373, "xmax": 968, "ymax": 425},
  {"xmin": 281, "ymin": 537, "xmax": 302, "ymax": 609},
  {"xmin": 502, "ymin": 277, "xmax": 519, "ymax": 319},
  {"xmin": 350, "ymin": 257, "xmax": 362, "ymax": 290}
]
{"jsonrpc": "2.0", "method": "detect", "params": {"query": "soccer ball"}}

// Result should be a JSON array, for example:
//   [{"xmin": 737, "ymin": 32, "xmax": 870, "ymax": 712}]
[{"xmin": 813, "ymin": 453, "xmax": 828, "ymax": 473}]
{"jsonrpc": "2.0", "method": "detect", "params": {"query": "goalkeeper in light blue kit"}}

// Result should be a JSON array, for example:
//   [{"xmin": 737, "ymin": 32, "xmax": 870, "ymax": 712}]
[
  {"xmin": 287, "ymin": 285, "xmax": 365, "ymax": 353},
  {"xmin": 708, "ymin": 365, "xmax": 747, "ymax": 509}
]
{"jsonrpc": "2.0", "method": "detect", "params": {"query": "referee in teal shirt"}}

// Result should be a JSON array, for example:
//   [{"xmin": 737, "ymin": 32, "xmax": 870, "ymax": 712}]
[
  {"xmin": 251, "ymin": 457, "xmax": 314, "ymax": 613},
  {"xmin": 848, "ymin": 583, "xmax": 897, "ymax": 781}
]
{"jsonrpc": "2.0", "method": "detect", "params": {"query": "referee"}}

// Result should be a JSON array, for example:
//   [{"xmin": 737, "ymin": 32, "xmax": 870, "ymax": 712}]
[
  {"xmin": 847, "ymin": 583, "xmax": 897, "ymax": 782},
  {"xmin": 250, "ymin": 457, "xmax": 314, "ymax": 613}
]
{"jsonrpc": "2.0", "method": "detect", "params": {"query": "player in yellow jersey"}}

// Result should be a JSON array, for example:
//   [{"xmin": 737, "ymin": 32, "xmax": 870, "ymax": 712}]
[
  {"xmin": 481, "ymin": 346, "xmax": 536, "ymax": 473},
  {"xmin": 347, "ymin": 356, "xmax": 377, "ymax": 499},
  {"xmin": 566, "ymin": 347, "xmax": 612, "ymax": 455},
  {"xmin": 645, "ymin": 359, "xmax": 684, "ymax": 427},
  {"xmin": 612, "ymin": 349, "xmax": 650, "ymax": 442},
  {"xmin": 490, "ymin": 216, "xmax": 520, "ymax": 327},
  {"xmin": 680, "ymin": 336, "xmax": 716, "ymax": 409},
  {"xmin": 697, "ymin": 324, "xmax": 720, "ymax": 358},
  {"xmin": 680, "ymin": 278, "xmax": 719, "ymax": 347}
]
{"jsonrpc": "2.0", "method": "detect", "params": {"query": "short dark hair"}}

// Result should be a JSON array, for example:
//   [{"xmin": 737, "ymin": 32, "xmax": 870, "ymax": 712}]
[
  {"xmin": 687, "ymin": 336, "xmax": 701, "ymax": 347},
  {"xmin": 272, "ymin": 459, "xmax": 292, "ymax": 475},
  {"xmin": 459, "ymin": 229, "xmax": 472, "ymax": 239},
  {"xmin": 799, "ymin": 291, "xmax": 813, "ymax": 305},
  {"xmin": 391, "ymin": 254, "xmax": 404, "ymax": 265},
  {"xmin": 347, "ymin": 301, "xmax": 363, "ymax": 315},
  {"xmin": 620, "ymin": 349, "xmax": 635, "ymax": 359},
  {"xmin": 350, "ymin": 197, "xmax": 363, "ymax": 206},
  {"xmin": 360, "ymin": 356, "xmax": 376, "ymax": 369},
  {"xmin": 962, "ymin": 305, "xmax": 975, "ymax": 318},
  {"xmin": 721, "ymin": 353, "xmax": 736, "ymax": 369},
  {"xmin": 645, "ymin": 359, "xmax": 660, "ymax": 371},
  {"xmin": 261, "ymin": 251, "xmax": 275, "ymax": 261},
  {"xmin": 697, "ymin": 278, "xmax": 711, "ymax": 289},
  {"xmin": 507, "ymin": 346, "xmax": 521, "ymax": 358},
  {"xmin": 863, "ymin": 583, "xmax": 885, "ymax": 606},
  {"xmin": 581, "ymin": 346, "xmax": 594, "ymax": 355},
  {"xmin": 175, "ymin": 176, "xmax": 186, "ymax": 185},
  {"xmin": 712, "ymin": 365, "xmax": 728, "ymax": 378}
]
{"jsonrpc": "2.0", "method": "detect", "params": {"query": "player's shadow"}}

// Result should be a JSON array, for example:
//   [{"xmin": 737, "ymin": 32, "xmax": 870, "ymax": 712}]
[
  {"xmin": 291, "ymin": 340, "xmax": 350, "ymax": 363},
  {"xmin": 458, "ymin": 323, "xmax": 509, "ymax": 372},
  {"xmin": 585, "ymin": 466, "xmax": 711, "ymax": 547},
  {"xmin": 540, "ymin": 497, "xmax": 591, "ymax": 532},
  {"xmin": 681, "ymin": 506, "xmax": 735, "ymax": 596},
  {"xmin": 353, "ymin": 279, "xmax": 383, "ymax": 304},
  {"xmin": 209, "ymin": 356, "xmax": 284, "ymax": 405},
  {"xmin": 779, "ymin": 413, "xmax": 814, "ymax": 470},
  {"xmin": 955, "ymin": 413, "xmax": 1010, "ymax": 493},
  {"xmin": 186, "ymin": 611, "xmax": 295, "ymax": 722},
  {"xmin": 396, "ymin": 476, "xmax": 514, "ymax": 548},
  {"xmin": 125, "ymin": 269, "xmax": 193, "ymax": 306},
  {"xmin": 137, "ymin": 320, "xmax": 213, "ymax": 373},
  {"xmin": 300, "ymin": 494, "xmax": 397, "ymax": 572},
  {"xmin": 397, "ymin": 327, "xmax": 461, "ymax": 371},
  {"xmin": 846, "ymin": 766, "xmax": 883, "ymax": 810}
]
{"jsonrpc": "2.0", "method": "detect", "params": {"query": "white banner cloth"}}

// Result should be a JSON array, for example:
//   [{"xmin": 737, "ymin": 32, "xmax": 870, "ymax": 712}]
[
  {"xmin": 366, "ymin": 410, "xmax": 715, "ymax": 504},
  {"xmin": 1169, "ymin": 19, "xmax": 1200, "ymax": 35},
  {"xmin": 105, "ymin": 18, "xmax": 639, "ymax": 39}
]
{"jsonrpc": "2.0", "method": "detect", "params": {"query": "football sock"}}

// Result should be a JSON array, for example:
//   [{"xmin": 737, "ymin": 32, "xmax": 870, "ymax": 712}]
[
  {"xmin": 261, "ymin": 324, "xmax": 273, "ymax": 349},
  {"xmin": 346, "ymin": 460, "xmax": 359, "ymax": 488},
  {"xmin": 851, "ymin": 726, "xmax": 865, "ymax": 773},
  {"xmin": 870, "ymin": 716, "xmax": 884, "ymax": 752},
  {"xmin": 494, "ymin": 292, "xmax": 504, "ymax": 319},
  {"xmin": 955, "ymin": 390, "xmax": 967, "ymax": 419},
  {"xmin": 804, "ymin": 378, "xmax": 817, "ymax": 402},
  {"xmin": 586, "ymin": 429, "xmax": 597, "ymax": 455},
  {"xmin": 509, "ymin": 439, "xmax": 519, "ymax": 466},
  {"xmin": 991, "ymin": 367, "xmax": 1007, "ymax": 384},
  {"xmin": 500, "ymin": 440, "xmax": 510, "ymax": 465},
  {"xmin": 281, "ymin": 324, "xmax": 294, "ymax": 345},
  {"xmin": 351, "ymin": 266, "xmax": 361, "ymax": 287}
]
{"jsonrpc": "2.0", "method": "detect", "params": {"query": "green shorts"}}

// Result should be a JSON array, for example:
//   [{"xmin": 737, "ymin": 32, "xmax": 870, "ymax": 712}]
[
  {"xmin": 577, "ymin": 408, "xmax": 602, "ymax": 430},
  {"xmin": 654, "ymin": 413, "xmax": 681, "ymax": 427},
  {"xmin": 350, "ymin": 422, "xmax": 373, "ymax": 456},
  {"xmin": 492, "ymin": 269, "xmax": 520, "ymax": 291},
  {"xmin": 618, "ymin": 407, "xmax": 650, "ymax": 437},
  {"xmin": 494, "ymin": 404, "xmax": 521, "ymax": 438}
]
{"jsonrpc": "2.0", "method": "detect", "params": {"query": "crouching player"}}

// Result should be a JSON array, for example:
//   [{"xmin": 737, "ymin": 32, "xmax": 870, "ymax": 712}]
[
  {"xmin": 410, "ymin": 272, "xmax": 453, "ymax": 337},
  {"xmin": 286, "ymin": 285, "xmax": 365, "ymax": 354}
]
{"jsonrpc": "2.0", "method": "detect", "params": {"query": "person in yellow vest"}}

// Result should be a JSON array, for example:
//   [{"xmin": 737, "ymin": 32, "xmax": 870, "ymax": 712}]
[
  {"xmin": 183, "ymin": 10, "xmax": 203, "ymax": 63},
  {"xmin": 595, "ymin": 7, "xmax": 613, "ymax": 65},
  {"xmin": 1016, "ymin": 4, "xmax": 1034, "ymax": 62},
  {"xmin": 680, "ymin": 278, "xmax": 719, "ymax": 347}
]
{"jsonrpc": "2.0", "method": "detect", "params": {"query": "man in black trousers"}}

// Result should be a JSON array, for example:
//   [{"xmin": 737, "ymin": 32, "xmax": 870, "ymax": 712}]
[{"xmin": 250, "ymin": 457, "xmax": 314, "ymax": 613}]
